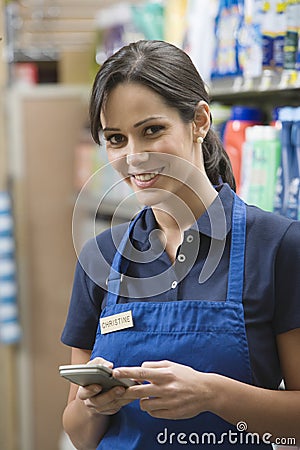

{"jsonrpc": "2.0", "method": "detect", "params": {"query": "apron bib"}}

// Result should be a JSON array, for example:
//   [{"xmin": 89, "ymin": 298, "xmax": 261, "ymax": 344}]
[{"xmin": 91, "ymin": 194, "xmax": 271, "ymax": 449}]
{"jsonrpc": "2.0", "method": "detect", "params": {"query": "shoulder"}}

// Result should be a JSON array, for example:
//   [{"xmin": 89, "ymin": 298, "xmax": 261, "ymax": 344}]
[
  {"xmin": 245, "ymin": 204, "xmax": 297, "ymax": 246},
  {"xmin": 83, "ymin": 221, "xmax": 130, "ymax": 258},
  {"xmin": 275, "ymin": 220, "xmax": 300, "ymax": 267},
  {"xmin": 95, "ymin": 222, "xmax": 129, "ymax": 253},
  {"xmin": 77, "ymin": 221, "xmax": 130, "ymax": 288},
  {"xmin": 242, "ymin": 204, "xmax": 300, "ymax": 270},
  {"xmin": 273, "ymin": 221, "xmax": 300, "ymax": 334}
]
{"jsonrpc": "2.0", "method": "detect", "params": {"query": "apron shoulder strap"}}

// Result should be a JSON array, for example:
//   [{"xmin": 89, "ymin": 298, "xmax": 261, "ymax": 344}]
[
  {"xmin": 226, "ymin": 194, "xmax": 247, "ymax": 303},
  {"xmin": 106, "ymin": 208, "xmax": 147, "ymax": 306}
]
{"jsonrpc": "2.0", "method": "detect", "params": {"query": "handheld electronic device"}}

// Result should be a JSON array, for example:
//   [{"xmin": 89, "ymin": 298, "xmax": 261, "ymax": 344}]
[{"xmin": 59, "ymin": 364, "xmax": 138, "ymax": 391}]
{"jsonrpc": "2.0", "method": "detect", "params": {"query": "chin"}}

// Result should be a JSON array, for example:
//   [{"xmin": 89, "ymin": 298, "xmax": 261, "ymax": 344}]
[{"xmin": 134, "ymin": 189, "xmax": 170, "ymax": 207}]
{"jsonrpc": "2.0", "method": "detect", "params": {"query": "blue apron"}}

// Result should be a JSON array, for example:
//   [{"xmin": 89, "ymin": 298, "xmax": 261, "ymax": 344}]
[{"xmin": 91, "ymin": 194, "xmax": 271, "ymax": 449}]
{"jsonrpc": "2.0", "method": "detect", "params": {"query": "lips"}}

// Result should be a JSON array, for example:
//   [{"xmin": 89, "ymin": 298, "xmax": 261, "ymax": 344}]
[
  {"xmin": 129, "ymin": 168, "xmax": 164, "ymax": 187},
  {"xmin": 135, "ymin": 171, "xmax": 159, "ymax": 181}
]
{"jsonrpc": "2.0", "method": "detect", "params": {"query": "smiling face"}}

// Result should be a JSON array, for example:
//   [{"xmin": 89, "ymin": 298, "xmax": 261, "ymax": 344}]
[{"xmin": 100, "ymin": 82, "xmax": 206, "ymax": 207}]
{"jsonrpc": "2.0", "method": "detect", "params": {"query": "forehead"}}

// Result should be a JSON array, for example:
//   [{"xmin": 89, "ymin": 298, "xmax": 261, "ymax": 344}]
[{"xmin": 100, "ymin": 82, "xmax": 179, "ymax": 126}]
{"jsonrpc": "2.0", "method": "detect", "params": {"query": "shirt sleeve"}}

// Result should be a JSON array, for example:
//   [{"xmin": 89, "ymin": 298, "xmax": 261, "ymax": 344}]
[
  {"xmin": 60, "ymin": 230, "xmax": 115, "ymax": 350},
  {"xmin": 61, "ymin": 257, "xmax": 105, "ymax": 349},
  {"xmin": 61, "ymin": 223, "xmax": 129, "ymax": 349},
  {"xmin": 273, "ymin": 221, "xmax": 300, "ymax": 335}
]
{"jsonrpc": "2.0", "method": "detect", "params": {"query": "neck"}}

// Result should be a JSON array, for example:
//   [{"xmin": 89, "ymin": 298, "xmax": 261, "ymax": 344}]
[{"xmin": 153, "ymin": 175, "xmax": 218, "ymax": 234}]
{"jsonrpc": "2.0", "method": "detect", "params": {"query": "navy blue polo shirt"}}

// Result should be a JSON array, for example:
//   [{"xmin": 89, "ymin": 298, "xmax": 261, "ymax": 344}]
[{"xmin": 61, "ymin": 184, "xmax": 300, "ymax": 389}]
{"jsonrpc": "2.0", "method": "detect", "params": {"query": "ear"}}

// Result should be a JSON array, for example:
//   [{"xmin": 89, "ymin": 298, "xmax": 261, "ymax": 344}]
[{"xmin": 193, "ymin": 100, "xmax": 211, "ymax": 142}]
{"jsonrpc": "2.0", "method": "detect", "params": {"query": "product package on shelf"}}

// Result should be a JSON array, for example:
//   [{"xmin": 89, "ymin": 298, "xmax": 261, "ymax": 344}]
[
  {"xmin": 211, "ymin": 0, "xmax": 244, "ymax": 79},
  {"xmin": 164, "ymin": 0, "xmax": 188, "ymax": 47},
  {"xmin": 272, "ymin": 106, "xmax": 300, "ymax": 219},
  {"xmin": 295, "ymin": 108, "xmax": 300, "ymax": 220},
  {"xmin": 238, "ymin": 0, "xmax": 264, "ymax": 80},
  {"xmin": 240, "ymin": 125, "xmax": 281, "ymax": 211},
  {"xmin": 283, "ymin": 0, "xmax": 300, "ymax": 74},
  {"xmin": 184, "ymin": 0, "xmax": 218, "ymax": 83},
  {"xmin": 94, "ymin": 0, "xmax": 165, "ymax": 66},
  {"xmin": 208, "ymin": 0, "xmax": 300, "ymax": 89},
  {"xmin": 223, "ymin": 105, "xmax": 263, "ymax": 193},
  {"xmin": 131, "ymin": 0, "xmax": 165, "ymax": 41},
  {"xmin": 286, "ymin": 106, "xmax": 300, "ymax": 220}
]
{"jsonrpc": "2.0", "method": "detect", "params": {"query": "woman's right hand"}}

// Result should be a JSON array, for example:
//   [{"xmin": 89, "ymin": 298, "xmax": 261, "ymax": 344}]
[{"xmin": 76, "ymin": 356, "xmax": 130, "ymax": 416}]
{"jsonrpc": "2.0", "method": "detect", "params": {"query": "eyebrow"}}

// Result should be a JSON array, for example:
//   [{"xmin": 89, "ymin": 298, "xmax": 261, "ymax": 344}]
[{"xmin": 102, "ymin": 116, "xmax": 165, "ymax": 133}]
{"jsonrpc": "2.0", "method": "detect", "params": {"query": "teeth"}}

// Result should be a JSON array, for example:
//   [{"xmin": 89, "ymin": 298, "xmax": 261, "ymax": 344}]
[{"xmin": 135, "ymin": 171, "xmax": 159, "ymax": 181}]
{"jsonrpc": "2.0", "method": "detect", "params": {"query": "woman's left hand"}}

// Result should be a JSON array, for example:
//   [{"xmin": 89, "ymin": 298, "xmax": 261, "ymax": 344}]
[{"xmin": 113, "ymin": 360, "xmax": 214, "ymax": 420}]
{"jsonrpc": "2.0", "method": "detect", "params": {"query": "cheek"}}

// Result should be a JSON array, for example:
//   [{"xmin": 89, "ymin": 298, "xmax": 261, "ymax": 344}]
[{"xmin": 108, "ymin": 155, "xmax": 127, "ymax": 178}]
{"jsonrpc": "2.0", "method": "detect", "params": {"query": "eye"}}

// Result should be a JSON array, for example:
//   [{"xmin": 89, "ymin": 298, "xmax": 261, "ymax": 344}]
[
  {"xmin": 106, "ymin": 134, "xmax": 125, "ymax": 145},
  {"xmin": 144, "ymin": 125, "xmax": 164, "ymax": 136}
]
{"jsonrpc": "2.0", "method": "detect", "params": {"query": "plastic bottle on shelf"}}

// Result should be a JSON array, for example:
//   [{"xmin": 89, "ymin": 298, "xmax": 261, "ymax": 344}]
[
  {"xmin": 261, "ymin": 0, "xmax": 277, "ymax": 73},
  {"xmin": 273, "ymin": 106, "xmax": 295, "ymax": 217},
  {"xmin": 211, "ymin": 0, "xmax": 243, "ymax": 78},
  {"xmin": 164, "ymin": 0, "xmax": 188, "ymax": 47},
  {"xmin": 238, "ymin": 0, "xmax": 264, "ymax": 81},
  {"xmin": 283, "ymin": 0, "xmax": 299, "ymax": 76},
  {"xmin": 286, "ymin": 106, "xmax": 300, "ymax": 219},
  {"xmin": 240, "ymin": 125, "xmax": 281, "ymax": 211},
  {"xmin": 273, "ymin": 0, "xmax": 287, "ymax": 72},
  {"xmin": 295, "ymin": 108, "xmax": 300, "ymax": 220},
  {"xmin": 223, "ymin": 105, "xmax": 262, "ymax": 193},
  {"xmin": 270, "ymin": 106, "xmax": 282, "ymax": 130}
]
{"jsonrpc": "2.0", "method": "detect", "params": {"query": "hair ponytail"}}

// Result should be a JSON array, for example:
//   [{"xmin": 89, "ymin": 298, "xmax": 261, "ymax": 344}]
[{"xmin": 202, "ymin": 129, "xmax": 236, "ymax": 191}]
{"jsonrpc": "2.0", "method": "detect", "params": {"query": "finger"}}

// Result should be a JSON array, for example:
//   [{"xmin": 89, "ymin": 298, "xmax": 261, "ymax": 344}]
[
  {"xmin": 99, "ymin": 408, "xmax": 119, "ymax": 415},
  {"xmin": 77, "ymin": 384, "xmax": 103, "ymax": 400},
  {"xmin": 140, "ymin": 396, "xmax": 166, "ymax": 412},
  {"xmin": 85, "ymin": 386, "xmax": 129, "ymax": 414},
  {"xmin": 141, "ymin": 360, "xmax": 172, "ymax": 369},
  {"xmin": 113, "ymin": 367, "xmax": 165, "ymax": 382},
  {"xmin": 88, "ymin": 357, "xmax": 113, "ymax": 369},
  {"xmin": 121, "ymin": 383, "xmax": 159, "ymax": 400},
  {"xmin": 98, "ymin": 386, "xmax": 126, "ymax": 406},
  {"xmin": 145, "ymin": 408, "xmax": 175, "ymax": 420},
  {"xmin": 140, "ymin": 398, "xmax": 177, "ymax": 419}
]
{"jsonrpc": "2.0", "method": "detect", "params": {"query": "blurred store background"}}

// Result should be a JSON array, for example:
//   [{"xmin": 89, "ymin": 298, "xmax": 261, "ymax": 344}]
[{"xmin": 0, "ymin": 0, "xmax": 299, "ymax": 449}]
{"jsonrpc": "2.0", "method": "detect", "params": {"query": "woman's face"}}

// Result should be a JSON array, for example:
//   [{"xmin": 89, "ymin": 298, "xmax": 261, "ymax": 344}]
[{"xmin": 100, "ymin": 82, "xmax": 204, "ymax": 207}]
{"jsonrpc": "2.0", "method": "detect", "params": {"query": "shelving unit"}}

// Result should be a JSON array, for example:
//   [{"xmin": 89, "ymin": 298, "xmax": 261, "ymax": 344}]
[
  {"xmin": 0, "ymin": 3, "xmax": 19, "ymax": 450},
  {"xmin": 210, "ymin": 75, "xmax": 300, "ymax": 110},
  {"xmin": 7, "ymin": 0, "xmax": 144, "ymax": 60},
  {"xmin": 7, "ymin": 85, "xmax": 89, "ymax": 450}
]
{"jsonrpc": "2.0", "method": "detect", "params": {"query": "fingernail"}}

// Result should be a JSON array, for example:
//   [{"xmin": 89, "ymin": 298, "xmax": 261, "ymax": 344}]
[
  {"xmin": 115, "ymin": 387, "xmax": 125, "ymax": 396},
  {"xmin": 114, "ymin": 370, "xmax": 120, "ymax": 377},
  {"xmin": 93, "ymin": 386, "xmax": 102, "ymax": 395}
]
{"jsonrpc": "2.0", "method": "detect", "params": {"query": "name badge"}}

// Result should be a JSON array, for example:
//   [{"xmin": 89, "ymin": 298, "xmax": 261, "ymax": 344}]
[{"xmin": 100, "ymin": 310, "xmax": 134, "ymax": 335}]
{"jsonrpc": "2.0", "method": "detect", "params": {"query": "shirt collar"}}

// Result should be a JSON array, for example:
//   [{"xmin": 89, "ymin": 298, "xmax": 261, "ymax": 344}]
[
  {"xmin": 191, "ymin": 183, "xmax": 233, "ymax": 239},
  {"xmin": 131, "ymin": 183, "xmax": 234, "ymax": 243}
]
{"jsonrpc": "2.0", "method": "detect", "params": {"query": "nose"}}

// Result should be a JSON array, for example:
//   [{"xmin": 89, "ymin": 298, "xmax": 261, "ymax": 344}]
[{"xmin": 126, "ymin": 152, "xmax": 149, "ymax": 166}]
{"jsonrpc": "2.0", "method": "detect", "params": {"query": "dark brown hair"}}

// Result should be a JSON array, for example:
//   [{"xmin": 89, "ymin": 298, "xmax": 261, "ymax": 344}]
[{"xmin": 89, "ymin": 40, "xmax": 236, "ymax": 191}]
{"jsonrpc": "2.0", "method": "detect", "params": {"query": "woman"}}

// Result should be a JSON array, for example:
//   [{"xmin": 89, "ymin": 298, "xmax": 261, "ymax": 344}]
[{"xmin": 61, "ymin": 40, "xmax": 300, "ymax": 449}]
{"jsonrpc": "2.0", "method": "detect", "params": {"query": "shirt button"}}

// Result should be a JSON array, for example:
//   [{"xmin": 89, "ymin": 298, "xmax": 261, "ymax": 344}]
[
  {"xmin": 171, "ymin": 281, "xmax": 178, "ymax": 289},
  {"xmin": 177, "ymin": 254, "xmax": 186, "ymax": 262},
  {"xmin": 186, "ymin": 235, "xmax": 194, "ymax": 243}
]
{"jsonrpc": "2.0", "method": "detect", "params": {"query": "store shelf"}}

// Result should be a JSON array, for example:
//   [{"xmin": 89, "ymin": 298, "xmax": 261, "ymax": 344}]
[
  {"xmin": 209, "ymin": 72, "xmax": 300, "ymax": 105},
  {"xmin": 6, "ymin": 0, "xmax": 144, "ymax": 57}
]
